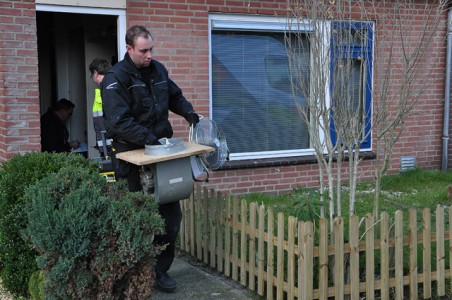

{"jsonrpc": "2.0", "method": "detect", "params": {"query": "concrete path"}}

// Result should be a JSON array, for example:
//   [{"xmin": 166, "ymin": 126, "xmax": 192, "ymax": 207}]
[
  {"xmin": 0, "ymin": 255, "xmax": 255, "ymax": 300},
  {"xmin": 152, "ymin": 256, "xmax": 254, "ymax": 300}
]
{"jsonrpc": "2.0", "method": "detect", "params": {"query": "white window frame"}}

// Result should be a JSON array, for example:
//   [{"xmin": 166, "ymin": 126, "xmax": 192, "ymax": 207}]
[{"xmin": 209, "ymin": 14, "xmax": 320, "ymax": 161}]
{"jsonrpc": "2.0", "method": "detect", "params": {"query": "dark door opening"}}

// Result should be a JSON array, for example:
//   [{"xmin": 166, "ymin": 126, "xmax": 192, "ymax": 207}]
[{"xmin": 37, "ymin": 11, "xmax": 117, "ymax": 158}]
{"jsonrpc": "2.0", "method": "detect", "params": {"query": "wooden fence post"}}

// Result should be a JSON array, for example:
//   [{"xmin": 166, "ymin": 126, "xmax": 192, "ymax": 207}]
[
  {"xmin": 349, "ymin": 215, "xmax": 359, "ymax": 300},
  {"xmin": 240, "ymin": 199, "xmax": 248, "ymax": 286},
  {"xmin": 319, "ymin": 218, "xmax": 328, "ymax": 300},
  {"xmin": 408, "ymin": 209, "xmax": 418, "ymax": 300},
  {"xmin": 224, "ymin": 195, "xmax": 231, "ymax": 277},
  {"xmin": 394, "ymin": 210, "xmax": 403, "ymax": 300},
  {"xmin": 423, "ymin": 208, "xmax": 431, "ymax": 299},
  {"xmin": 249, "ymin": 202, "xmax": 257, "ymax": 291},
  {"xmin": 209, "ymin": 189, "xmax": 216, "ymax": 269},
  {"xmin": 217, "ymin": 191, "xmax": 224, "ymax": 273},
  {"xmin": 334, "ymin": 217, "xmax": 344, "ymax": 300},
  {"xmin": 365, "ymin": 214, "xmax": 375, "ymax": 300},
  {"xmin": 299, "ymin": 221, "xmax": 314, "ymax": 300},
  {"xmin": 436, "ymin": 206, "xmax": 445, "ymax": 297},
  {"xmin": 257, "ymin": 205, "xmax": 265, "ymax": 296},
  {"xmin": 184, "ymin": 198, "xmax": 190, "ymax": 252},
  {"xmin": 287, "ymin": 216, "xmax": 297, "ymax": 299},
  {"xmin": 232, "ymin": 197, "xmax": 239, "ymax": 281},
  {"xmin": 195, "ymin": 185, "xmax": 202, "ymax": 260},
  {"xmin": 203, "ymin": 187, "xmax": 209, "ymax": 264},
  {"xmin": 276, "ymin": 212, "xmax": 285, "ymax": 300},
  {"xmin": 189, "ymin": 193, "xmax": 195, "ymax": 257},
  {"xmin": 267, "ymin": 208, "xmax": 275, "ymax": 300},
  {"xmin": 380, "ymin": 212, "xmax": 390, "ymax": 300},
  {"xmin": 449, "ymin": 206, "xmax": 452, "ymax": 296}
]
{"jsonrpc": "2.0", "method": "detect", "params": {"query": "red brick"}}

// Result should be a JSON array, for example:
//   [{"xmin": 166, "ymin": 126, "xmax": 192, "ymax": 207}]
[
  {"xmin": 19, "ymin": 143, "xmax": 40, "ymax": 152},
  {"xmin": 14, "ymin": 16, "xmax": 33, "ymax": 24},
  {"xmin": 19, "ymin": 128, "xmax": 40, "ymax": 136},
  {"xmin": 0, "ymin": 8, "xmax": 22, "ymax": 16},
  {"xmin": 128, "ymin": 2, "xmax": 151, "ymax": 8}
]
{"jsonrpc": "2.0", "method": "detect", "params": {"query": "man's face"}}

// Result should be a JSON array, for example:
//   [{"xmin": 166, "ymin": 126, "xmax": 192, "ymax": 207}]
[
  {"xmin": 58, "ymin": 107, "xmax": 73, "ymax": 123},
  {"xmin": 91, "ymin": 71, "xmax": 102, "ymax": 86},
  {"xmin": 127, "ymin": 35, "xmax": 154, "ymax": 68}
]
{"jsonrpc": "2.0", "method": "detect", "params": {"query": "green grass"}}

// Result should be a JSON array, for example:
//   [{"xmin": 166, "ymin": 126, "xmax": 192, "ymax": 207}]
[{"xmin": 240, "ymin": 168, "xmax": 452, "ymax": 220}]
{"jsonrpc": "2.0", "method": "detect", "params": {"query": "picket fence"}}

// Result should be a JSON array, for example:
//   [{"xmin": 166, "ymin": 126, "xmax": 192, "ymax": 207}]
[{"xmin": 179, "ymin": 186, "xmax": 452, "ymax": 300}]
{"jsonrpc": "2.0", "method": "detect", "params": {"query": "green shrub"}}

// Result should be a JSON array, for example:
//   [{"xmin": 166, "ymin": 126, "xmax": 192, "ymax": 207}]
[
  {"xmin": 28, "ymin": 270, "xmax": 44, "ymax": 300},
  {"xmin": 0, "ymin": 152, "xmax": 97, "ymax": 298},
  {"xmin": 24, "ymin": 166, "xmax": 165, "ymax": 299}
]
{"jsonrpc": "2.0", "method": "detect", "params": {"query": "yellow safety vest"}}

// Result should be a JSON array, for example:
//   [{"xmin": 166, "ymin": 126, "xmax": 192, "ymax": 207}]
[
  {"xmin": 92, "ymin": 88, "xmax": 103, "ymax": 117},
  {"xmin": 92, "ymin": 88, "xmax": 106, "ymax": 144}
]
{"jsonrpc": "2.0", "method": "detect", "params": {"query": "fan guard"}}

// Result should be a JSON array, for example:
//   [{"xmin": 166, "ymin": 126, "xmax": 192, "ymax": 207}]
[{"xmin": 190, "ymin": 118, "xmax": 229, "ymax": 171}]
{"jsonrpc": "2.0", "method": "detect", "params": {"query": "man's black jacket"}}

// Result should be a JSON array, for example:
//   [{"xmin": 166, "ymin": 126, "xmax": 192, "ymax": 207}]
[
  {"xmin": 101, "ymin": 53, "xmax": 194, "ymax": 150},
  {"xmin": 40, "ymin": 108, "xmax": 71, "ymax": 153}
]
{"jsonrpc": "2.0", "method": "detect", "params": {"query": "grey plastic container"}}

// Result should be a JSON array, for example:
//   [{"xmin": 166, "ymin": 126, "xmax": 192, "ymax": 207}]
[{"xmin": 152, "ymin": 156, "xmax": 193, "ymax": 204}]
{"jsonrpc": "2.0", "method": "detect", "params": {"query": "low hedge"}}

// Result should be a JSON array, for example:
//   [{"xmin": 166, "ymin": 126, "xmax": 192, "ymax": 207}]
[
  {"xmin": 24, "ymin": 166, "xmax": 164, "ymax": 299},
  {"xmin": 0, "ymin": 152, "xmax": 97, "ymax": 298}
]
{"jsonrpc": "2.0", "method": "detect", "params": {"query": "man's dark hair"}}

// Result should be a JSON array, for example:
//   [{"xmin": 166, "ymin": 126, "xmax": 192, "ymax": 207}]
[
  {"xmin": 125, "ymin": 25, "xmax": 152, "ymax": 47},
  {"xmin": 89, "ymin": 58, "xmax": 111, "ymax": 75},
  {"xmin": 54, "ymin": 98, "xmax": 75, "ymax": 111}
]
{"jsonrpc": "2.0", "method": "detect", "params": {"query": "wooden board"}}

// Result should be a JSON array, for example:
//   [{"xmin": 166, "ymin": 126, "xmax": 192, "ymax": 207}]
[{"xmin": 115, "ymin": 142, "xmax": 214, "ymax": 166}]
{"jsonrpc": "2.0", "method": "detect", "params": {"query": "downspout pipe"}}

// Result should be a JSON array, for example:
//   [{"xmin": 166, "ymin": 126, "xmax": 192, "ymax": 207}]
[{"xmin": 442, "ymin": 8, "xmax": 452, "ymax": 172}]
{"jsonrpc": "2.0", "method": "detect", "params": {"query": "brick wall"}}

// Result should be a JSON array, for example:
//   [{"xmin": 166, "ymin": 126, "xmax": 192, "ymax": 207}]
[
  {"xmin": 370, "ymin": 3, "xmax": 447, "ymax": 175},
  {"xmin": 0, "ymin": 0, "xmax": 40, "ymax": 160},
  {"xmin": 0, "ymin": 0, "xmax": 448, "ymax": 196}
]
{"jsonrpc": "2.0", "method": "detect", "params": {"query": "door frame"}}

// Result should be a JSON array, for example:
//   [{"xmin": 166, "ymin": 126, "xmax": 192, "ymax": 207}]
[
  {"xmin": 36, "ymin": 4, "xmax": 126, "ymax": 158},
  {"xmin": 36, "ymin": 4, "xmax": 126, "ymax": 59}
]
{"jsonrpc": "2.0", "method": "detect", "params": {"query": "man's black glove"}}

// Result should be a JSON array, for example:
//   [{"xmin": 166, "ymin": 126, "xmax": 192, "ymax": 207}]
[
  {"xmin": 186, "ymin": 112, "xmax": 200, "ymax": 126},
  {"xmin": 146, "ymin": 139, "xmax": 161, "ymax": 146}
]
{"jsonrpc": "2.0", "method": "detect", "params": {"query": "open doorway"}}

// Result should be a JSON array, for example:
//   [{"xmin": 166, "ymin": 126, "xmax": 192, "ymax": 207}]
[{"xmin": 37, "ymin": 11, "xmax": 118, "ymax": 158}]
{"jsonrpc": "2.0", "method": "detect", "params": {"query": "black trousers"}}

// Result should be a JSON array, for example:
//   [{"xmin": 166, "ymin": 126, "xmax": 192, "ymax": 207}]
[{"xmin": 112, "ymin": 151, "xmax": 182, "ymax": 274}]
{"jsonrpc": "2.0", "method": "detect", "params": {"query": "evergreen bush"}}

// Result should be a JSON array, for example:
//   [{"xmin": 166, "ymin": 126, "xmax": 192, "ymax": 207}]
[
  {"xmin": 24, "ymin": 166, "xmax": 164, "ymax": 299},
  {"xmin": 28, "ymin": 270, "xmax": 44, "ymax": 300},
  {"xmin": 0, "ymin": 152, "xmax": 97, "ymax": 298}
]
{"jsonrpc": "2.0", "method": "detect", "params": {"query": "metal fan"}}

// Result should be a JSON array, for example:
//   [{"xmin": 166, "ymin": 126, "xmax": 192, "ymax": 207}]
[{"xmin": 189, "ymin": 117, "xmax": 229, "ymax": 181}]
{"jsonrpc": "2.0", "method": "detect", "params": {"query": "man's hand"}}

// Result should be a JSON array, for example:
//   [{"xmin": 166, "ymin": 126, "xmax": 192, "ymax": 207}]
[
  {"xmin": 149, "ymin": 139, "xmax": 161, "ymax": 145},
  {"xmin": 186, "ymin": 112, "xmax": 200, "ymax": 126}
]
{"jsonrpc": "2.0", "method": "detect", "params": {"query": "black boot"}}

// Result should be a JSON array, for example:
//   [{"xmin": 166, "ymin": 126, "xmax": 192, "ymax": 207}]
[{"xmin": 155, "ymin": 271, "xmax": 177, "ymax": 293}]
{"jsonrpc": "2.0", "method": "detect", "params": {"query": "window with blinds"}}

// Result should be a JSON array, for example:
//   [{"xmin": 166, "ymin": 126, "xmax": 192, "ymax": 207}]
[{"xmin": 209, "ymin": 16, "xmax": 373, "ymax": 160}]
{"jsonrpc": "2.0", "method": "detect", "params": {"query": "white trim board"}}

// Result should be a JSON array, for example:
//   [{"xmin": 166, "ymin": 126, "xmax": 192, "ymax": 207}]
[
  {"xmin": 35, "ymin": 0, "xmax": 125, "ymax": 9},
  {"xmin": 35, "ymin": 4, "xmax": 126, "ymax": 59}
]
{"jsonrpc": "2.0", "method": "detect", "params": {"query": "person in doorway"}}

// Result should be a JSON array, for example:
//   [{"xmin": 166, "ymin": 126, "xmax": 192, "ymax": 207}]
[
  {"xmin": 41, "ymin": 98, "xmax": 80, "ymax": 153},
  {"xmin": 88, "ymin": 58, "xmax": 112, "ymax": 156},
  {"xmin": 101, "ymin": 25, "xmax": 199, "ymax": 293}
]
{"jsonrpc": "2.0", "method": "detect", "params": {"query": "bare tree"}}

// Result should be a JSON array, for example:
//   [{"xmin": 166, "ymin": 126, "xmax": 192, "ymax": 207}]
[
  {"xmin": 285, "ymin": 0, "xmax": 447, "ymax": 219},
  {"xmin": 286, "ymin": 0, "xmax": 369, "ymax": 224},
  {"xmin": 286, "ymin": 8, "xmax": 337, "ymax": 222},
  {"xmin": 364, "ymin": 0, "xmax": 447, "ymax": 216}
]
